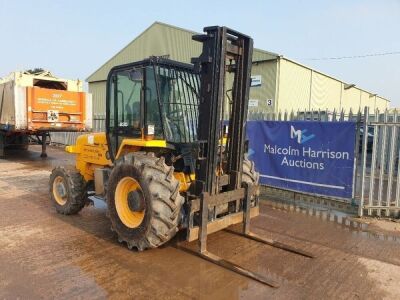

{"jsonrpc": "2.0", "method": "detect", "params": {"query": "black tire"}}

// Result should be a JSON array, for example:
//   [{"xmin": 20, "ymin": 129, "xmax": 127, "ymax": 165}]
[
  {"xmin": 6, "ymin": 144, "xmax": 29, "ymax": 151},
  {"xmin": 242, "ymin": 157, "xmax": 260, "ymax": 205},
  {"xmin": 5, "ymin": 135, "xmax": 29, "ymax": 151},
  {"xmin": 107, "ymin": 152, "xmax": 184, "ymax": 251},
  {"xmin": 49, "ymin": 166, "xmax": 87, "ymax": 215}
]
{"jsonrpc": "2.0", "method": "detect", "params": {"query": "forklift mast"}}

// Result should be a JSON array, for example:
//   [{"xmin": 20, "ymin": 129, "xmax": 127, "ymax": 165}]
[
  {"xmin": 178, "ymin": 26, "xmax": 314, "ymax": 288},
  {"xmin": 192, "ymin": 26, "xmax": 253, "ymax": 196}
]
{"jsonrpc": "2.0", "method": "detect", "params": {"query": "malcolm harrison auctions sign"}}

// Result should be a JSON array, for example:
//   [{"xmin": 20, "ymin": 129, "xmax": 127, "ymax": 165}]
[{"xmin": 246, "ymin": 121, "xmax": 356, "ymax": 198}]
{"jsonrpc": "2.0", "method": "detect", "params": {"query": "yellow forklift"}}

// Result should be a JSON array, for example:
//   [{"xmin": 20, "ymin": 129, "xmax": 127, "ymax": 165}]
[{"xmin": 50, "ymin": 26, "xmax": 313, "ymax": 287}]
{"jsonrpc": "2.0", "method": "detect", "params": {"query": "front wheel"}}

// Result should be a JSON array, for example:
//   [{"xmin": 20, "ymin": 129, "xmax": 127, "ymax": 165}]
[{"xmin": 107, "ymin": 152, "xmax": 184, "ymax": 251}]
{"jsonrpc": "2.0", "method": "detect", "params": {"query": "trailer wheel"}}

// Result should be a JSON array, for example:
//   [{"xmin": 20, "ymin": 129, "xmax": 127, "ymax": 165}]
[
  {"xmin": 107, "ymin": 152, "xmax": 184, "ymax": 251},
  {"xmin": 7, "ymin": 144, "xmax": 29, "ymax": 151},
  {"xmin": 4, "ymin": 135, "xmax": 29, "ymax": 151},
  {"xmin": 49, "ymin": 166, "xmax": 87, "ymax": 215}
]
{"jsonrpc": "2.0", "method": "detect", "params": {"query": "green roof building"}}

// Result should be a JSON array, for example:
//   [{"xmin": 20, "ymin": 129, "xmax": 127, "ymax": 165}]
[{"xmin": 87, "ymin": 22, "xmax": 389, "ymax": 119}]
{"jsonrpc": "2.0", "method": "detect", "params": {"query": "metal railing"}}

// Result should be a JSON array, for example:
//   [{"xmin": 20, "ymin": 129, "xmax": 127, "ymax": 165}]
[
  {"xmin": 250, "ymin": 107, "xmax": 400, "ymax": 218},
  {"xmin": 50, "ymin": 114, "xmax": 106, "ymax": 145},
  {"xmin": 358, "ymin": 107, "xmax": 400, "ymax": 217},
  {"xmin": 247, "ymin": 108, "xmax": 361, "ymax": 122},
  {"xmin": 93, "ymin": 113, "xmax": 106, "ymax": 132}
]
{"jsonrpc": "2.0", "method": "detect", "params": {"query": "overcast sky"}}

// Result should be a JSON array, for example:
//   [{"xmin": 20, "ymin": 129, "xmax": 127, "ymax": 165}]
[{"xmin": 0, "ymin": 0, "xmax": 399, "ymax": 105}]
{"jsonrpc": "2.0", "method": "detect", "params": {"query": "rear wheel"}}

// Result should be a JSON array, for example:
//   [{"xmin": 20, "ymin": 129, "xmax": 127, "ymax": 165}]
[
  {"xmin": 49, "ymin": 166, "xmax": 87, "ymax": 214},
  {"xmin": 242, "ymin": 157, "xmax": 260, "ymax": 206},
  {"xmin": 216, "ymin": 156, "xmax": 260, "ymax": 215},
  {"xmin": 107, "ymin": 152, "xmax": 184, "ymax": 251}
]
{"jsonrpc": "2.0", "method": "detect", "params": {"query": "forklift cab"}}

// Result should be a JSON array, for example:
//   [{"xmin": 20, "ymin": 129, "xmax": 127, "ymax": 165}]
[{"xmin": 106, "ymin": 58, "xmax": 200, "ymax": 160}]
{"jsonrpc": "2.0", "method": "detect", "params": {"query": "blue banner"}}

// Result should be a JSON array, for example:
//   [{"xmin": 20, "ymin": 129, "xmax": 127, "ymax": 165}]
[{"xmin": 247, "ymin": 121, "xmax": 356, "ymax": 198}]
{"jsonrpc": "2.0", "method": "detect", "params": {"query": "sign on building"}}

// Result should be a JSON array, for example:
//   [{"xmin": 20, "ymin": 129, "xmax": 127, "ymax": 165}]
[
  {"xmin": 251, "ymin": 75, "xmax": 262, "ymax": 87},
  {"xmin": 247, "ymin": 121, "xmax": 356, "ymax": 198},
  {"xmin": 248, "ymin": 99, "xmax": 259, "ymax": 107}
]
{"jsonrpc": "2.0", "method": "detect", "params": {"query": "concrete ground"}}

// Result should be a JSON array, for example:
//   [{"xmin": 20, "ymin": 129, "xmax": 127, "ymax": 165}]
[{"xmin": 1, "ymin": 146, "xmax": 400, "ymax": 299}]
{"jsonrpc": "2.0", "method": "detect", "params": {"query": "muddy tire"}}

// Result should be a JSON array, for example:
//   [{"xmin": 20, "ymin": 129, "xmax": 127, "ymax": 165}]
[
  {"xmin": 49, "ymin": 166, "xmax": 87, "ymax": 215},
  {"xmin": 107, "ymin": 152, "xmax": 184, "ymax": 251},
  {"xmin": 242, "ymin": 157, "xmax": 260, "ymax": 205}
]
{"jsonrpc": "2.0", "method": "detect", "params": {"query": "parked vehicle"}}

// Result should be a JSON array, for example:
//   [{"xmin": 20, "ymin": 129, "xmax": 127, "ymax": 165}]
[{"xmin": 0, "ymin": 70, "xmax": 92, "ymax": 157}]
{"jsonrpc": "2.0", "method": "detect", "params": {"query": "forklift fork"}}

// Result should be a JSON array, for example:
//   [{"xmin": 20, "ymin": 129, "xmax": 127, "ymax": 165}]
[
  {"xmin": 177, "ymin": 183, "xmax": 315, "ymax": 288},
  {"xmin": 225, "ymin": 183, "xmax": 314, "ymax": 259}
]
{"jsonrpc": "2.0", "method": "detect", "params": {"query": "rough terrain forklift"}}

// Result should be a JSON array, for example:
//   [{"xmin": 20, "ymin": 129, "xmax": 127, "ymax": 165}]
[{"xmin": 50, "ymin": 26, "xmax": 313, "ymax": 287}]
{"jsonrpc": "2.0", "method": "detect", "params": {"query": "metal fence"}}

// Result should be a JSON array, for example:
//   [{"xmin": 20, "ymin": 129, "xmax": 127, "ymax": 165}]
[
  {"xmin": 247, "ymin": 109, "xmax": 361, "ymax": 122},
  {"xmin": 358, "ymin": 107, "xmax": 400, "ymax": 217},
  {"xmin": 52, "ymin": 110, "xmax": 357, "ymax": 145},
  {"xmin": 50, "ymin": 114, "xmax": 106, "ymax": 145},
  {"xmin": 49, "ymin": 109, "xmax": 400, "ymax": 218},
  {"xmin": 252, "ymin": 107, "xmax": 400, "ymax": 218},
  {"xmin": 92, "ymin": 114, "xmax": 106, "ymax": 132}
]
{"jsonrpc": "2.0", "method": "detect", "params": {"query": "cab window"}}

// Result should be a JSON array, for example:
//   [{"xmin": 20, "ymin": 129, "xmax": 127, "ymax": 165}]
[{"xmin": 108, "ymin": 68, "xmax": 143, "ymax": 155}]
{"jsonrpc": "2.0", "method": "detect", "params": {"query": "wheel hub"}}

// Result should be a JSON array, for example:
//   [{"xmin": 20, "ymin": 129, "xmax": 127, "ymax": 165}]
[
  {"xmin": 127, "ymin": 190, "xmax": 145, "ymax": 212},
  {"xmin": 115, "ymin": 176, "xmax": 146, "ymax": 228},
  {"xmin": 56, "ymin": 182, "xmax": 67, "ymax": 198},
  {"xmin": 53, "ymin": 176, "xmax": 68, "ymax": 205}
]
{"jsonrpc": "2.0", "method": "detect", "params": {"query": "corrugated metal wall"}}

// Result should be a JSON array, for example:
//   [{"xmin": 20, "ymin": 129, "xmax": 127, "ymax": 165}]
[
  {"xmin": 88, "ymin": 22, "xmax": 276, "ymax": 116},
  {"xmin": 89, "ymin": 81, "xmax": 107, "ymax": 115},
  {"xmin": 277, "ymin": 58, "xmax": 390, "ymax": 112},
  {"xmin": 87, "ymin": 22, "xmax": 390, "ymax": 123},
  {"xmin": 376, "ymin": 96, "xmax": 390, "ymax": 110},
  {"xmin": 277, "ymin": 59, "xmax": 311, "ymax": 111},
  {"xmin": 341, "ymin": 86, "xmax": 361, "ymax": 111},
  {"xmin": 248, "ymin": 60, "xmax": 277, "ymax": 113},
  {"xmin": 358, "ymin": 90, "xmax": 370, "ymax": 109},
  {"xmin": 310, "ymin": 71, "xmax": 341, "ymax": 109},
  {"xmin": 252, "ymin": 49, "xmax": 277, "ymax": 61},
  {"xmin": 87, "ymin": 23, "xmax": 202, "ymax": 82}
]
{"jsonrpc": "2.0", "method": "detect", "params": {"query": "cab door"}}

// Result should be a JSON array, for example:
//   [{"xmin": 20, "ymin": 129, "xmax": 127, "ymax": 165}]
[{"xmin": 107, "ymin": 68, "xmax": 144, "ymax": 158}]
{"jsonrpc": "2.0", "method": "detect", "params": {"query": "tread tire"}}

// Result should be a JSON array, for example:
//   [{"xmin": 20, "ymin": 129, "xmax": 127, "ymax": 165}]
[
  {"xmin": 49, "ymin": 166, "xmax": 87, "ymax": 215},
  {"xmin": 242, "ymin": 156, "xmax": 260, "ymax": 204},
  {"xmin": 107, "ymin": 152, "xmax": 184, "ymax": 251}
]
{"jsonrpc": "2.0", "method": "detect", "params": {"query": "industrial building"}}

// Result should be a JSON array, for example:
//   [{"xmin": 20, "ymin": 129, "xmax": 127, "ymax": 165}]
[{"xmin": 87, "ymin": 22, "xmax": 389, "ymax": 119}]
